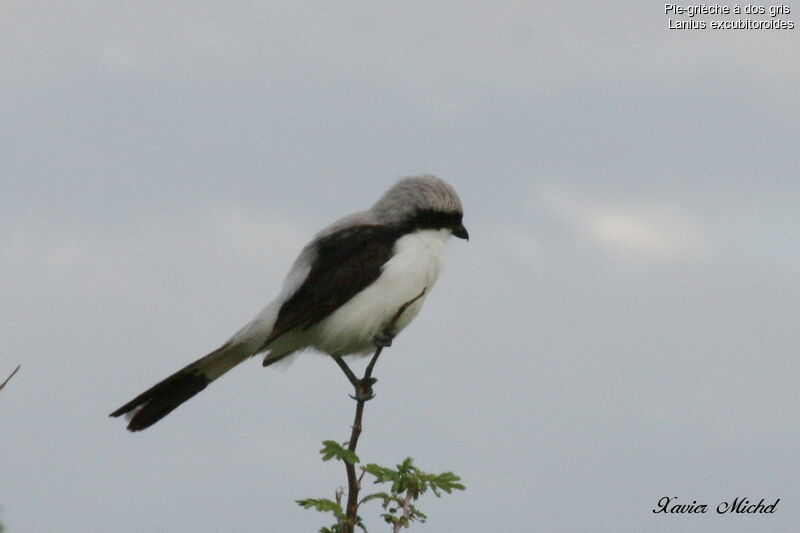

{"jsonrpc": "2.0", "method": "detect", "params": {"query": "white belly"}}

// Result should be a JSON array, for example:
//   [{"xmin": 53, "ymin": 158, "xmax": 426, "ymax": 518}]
[{"xmin": 310, "ymin": 229, "xmax": 449, "ymax": 356}]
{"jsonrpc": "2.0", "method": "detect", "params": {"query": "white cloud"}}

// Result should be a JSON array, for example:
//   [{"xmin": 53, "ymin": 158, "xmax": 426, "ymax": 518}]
[
  {"xmin": 589, "ymin": 207, "xmax": 705, "ymax": 257},
  {"xmin": 537, "ymin": 185, "xmax": 707, "ymax": 259}
]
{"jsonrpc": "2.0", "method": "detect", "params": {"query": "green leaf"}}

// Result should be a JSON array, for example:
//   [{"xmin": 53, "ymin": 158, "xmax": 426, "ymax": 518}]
[
  {"xmin": 362, "ymin": 463, "xmax": 399, "ymax": 483},
  {"xmin": 296, "ymin": 498, "xmax": 345, "ymax": 520},
  {"xmin": 359, "ymin": 491, "xmax": 391, "ymax": 506},
  {"xmin": 319, "ymin": 440, "xmax": 360, "ymax": 464},
  {"xmin": 428, "ymin": 472, "xmax": 466, "ymax": 495},
  {"xmin": 397, "ymin": 457, "xmax": 416, "ymax": 473}
]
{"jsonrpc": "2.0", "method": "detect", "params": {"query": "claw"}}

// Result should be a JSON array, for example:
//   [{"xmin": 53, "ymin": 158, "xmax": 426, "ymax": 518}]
[
  {"xmin": 373, "ymin": 332, "xmax": 394, "ymax": 348},
  {"xmin": 349, "ymin": 392, "xmax": 376, "ymax": 401},
  {"xmin": 350, "ymin": 377, "xmax": 377, "ymax": 401}
]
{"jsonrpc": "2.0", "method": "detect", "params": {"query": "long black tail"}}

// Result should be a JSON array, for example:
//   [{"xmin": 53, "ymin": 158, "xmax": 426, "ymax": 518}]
[{"xmin": 110, "ymin": 342, "xmax": 248, "ymax": 431}]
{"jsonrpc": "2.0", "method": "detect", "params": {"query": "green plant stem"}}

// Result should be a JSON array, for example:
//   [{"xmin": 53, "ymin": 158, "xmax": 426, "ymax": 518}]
[{"xmin": 394, "ymin": 490, "xmax": 414, "ymax": 533}]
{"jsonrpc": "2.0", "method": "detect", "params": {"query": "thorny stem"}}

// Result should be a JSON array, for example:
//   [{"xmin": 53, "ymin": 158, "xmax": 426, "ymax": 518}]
[
  {"xmin": 335, "ymin": 488, "xmax": 345, "ymax": 532},
  {"xmin": 394, "ymin": 490, "xmax": 415, "ymax": 533},
  {"xmin": 334, "ymin": 288, "xmax": 426, "ymax": 533}
]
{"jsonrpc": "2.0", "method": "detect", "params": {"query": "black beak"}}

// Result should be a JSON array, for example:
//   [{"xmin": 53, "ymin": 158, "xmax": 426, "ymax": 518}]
[{"xmin": 452, "ymin": 223, "xmax": 469, "ymax": 241}]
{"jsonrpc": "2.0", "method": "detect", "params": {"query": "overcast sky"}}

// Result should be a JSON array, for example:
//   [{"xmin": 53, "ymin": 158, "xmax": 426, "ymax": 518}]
[{"xmin": 2, "ymin": 2, "xmax": 799, "ymax": 532}]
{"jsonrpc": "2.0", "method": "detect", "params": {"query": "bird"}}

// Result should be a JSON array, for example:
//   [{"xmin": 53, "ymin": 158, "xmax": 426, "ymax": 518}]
[{"xmin": 110, "ymin": 175, "xmax": 468, "ymax": 431}]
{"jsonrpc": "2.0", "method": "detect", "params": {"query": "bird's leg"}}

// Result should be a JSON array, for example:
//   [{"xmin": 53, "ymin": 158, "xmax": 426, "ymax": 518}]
[
  {"xmin": 372, "ymin": 331, "xmax": 395, "ymax": 348},
  {"xmin": 332, "ymin": 355, "xmax": 377, "ymax": 401},
  {"xmin": 331, "ymin": 355, "xmax": 360, "ymax": 389},
  {"xmin": 334, "ymin": 288, "xmax": 428, "ymax": 403},
  {"xmin": 352, "ymin": 376, "xmax": 377, "ymax": 402},
  {"xmin": 372, "ymin": 287, "xmax": 426, "ymax": 349}
]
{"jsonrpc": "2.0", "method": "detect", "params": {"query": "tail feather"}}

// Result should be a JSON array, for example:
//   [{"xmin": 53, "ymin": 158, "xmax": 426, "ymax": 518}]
[{"xmin": 110, "ymin": 342, "xmax": 248, "ymax": 431}]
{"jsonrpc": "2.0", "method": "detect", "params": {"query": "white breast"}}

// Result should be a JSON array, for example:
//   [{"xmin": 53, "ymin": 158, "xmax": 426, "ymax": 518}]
[{"xmin": 310, "ymin": 228, "xmax": 450, "ymax": 356}]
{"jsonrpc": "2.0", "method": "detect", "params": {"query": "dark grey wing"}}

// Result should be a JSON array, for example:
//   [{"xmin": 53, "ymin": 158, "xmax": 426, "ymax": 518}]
[{"xmin": 259, "ymin": 225, "xmax": 398, "ymax": 351}]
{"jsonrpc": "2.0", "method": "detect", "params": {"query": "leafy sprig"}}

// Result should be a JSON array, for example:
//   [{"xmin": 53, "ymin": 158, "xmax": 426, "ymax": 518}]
[
  {"xmin": 295, "ymin": 290, "xmax": 464, "ymax": 532},
  {"xmin": 298, "ymin": 447, "xmax": 464, "ymax": 532}
]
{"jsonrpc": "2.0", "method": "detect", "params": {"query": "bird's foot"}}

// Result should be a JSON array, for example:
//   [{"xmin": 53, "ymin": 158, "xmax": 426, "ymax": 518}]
[
  {"xmin": 350, "ymin": 377, "xmax": 377, "ymax": 402},
  {"xmin": 373, "ymin": 332, "xmax": 394, "ymax": 348}
]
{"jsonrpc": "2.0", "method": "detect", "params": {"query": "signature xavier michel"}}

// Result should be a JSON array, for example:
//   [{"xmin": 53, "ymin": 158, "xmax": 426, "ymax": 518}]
[{"xmin": 653, "ymin": 496, "xmax": 780, "ymax": 515}]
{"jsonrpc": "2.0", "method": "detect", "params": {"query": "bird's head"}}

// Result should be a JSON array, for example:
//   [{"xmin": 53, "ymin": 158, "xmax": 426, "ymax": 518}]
[{"xmin": 373, "ymin": 175, "xmax": 468, "ymax": 240}]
